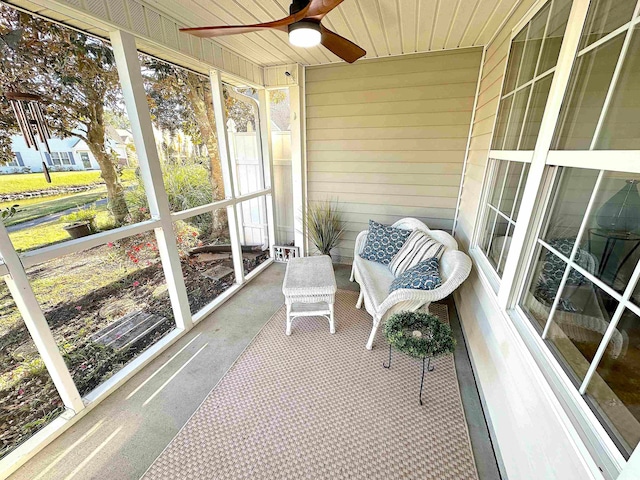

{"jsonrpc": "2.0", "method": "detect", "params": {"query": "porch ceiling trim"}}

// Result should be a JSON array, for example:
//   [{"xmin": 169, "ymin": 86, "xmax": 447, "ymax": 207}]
[{"xmin": 4, "ymin": 0, "xmax": 265, "ymax": 85}]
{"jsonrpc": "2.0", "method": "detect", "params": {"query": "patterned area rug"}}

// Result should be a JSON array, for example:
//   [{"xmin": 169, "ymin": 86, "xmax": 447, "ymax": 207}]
[{"xmin": 142, "ymin": 290, "xmax": 478, "ymax": 480}]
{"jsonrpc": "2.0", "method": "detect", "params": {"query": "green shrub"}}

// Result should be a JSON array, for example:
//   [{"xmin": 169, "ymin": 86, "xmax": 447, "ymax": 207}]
[
  {"xmin": 61, "ymin": 206, "xmax": 99, "ymax": 232},
  {"xmin": 60, "ymin": 207, "xmax": 97, "ymax": 223},
  {"xmin": 127, "ymin": 161, "xmax": 215, "ymax": 234}
]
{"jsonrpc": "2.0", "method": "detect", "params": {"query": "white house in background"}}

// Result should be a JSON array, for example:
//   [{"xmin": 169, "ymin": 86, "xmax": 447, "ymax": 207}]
[{"xmin": 1, "ymin": 126, "xmax": 131, "ymax": 174}]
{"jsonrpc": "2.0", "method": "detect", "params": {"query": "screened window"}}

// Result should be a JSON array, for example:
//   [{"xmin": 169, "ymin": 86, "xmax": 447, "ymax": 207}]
[
  {"xmin": 0, "ymin": 2, "xmax": 276, "ymax": 463},
  {"xmin": 0, "ymin": 6, "xmax": 148, "ymax": 253},
  {"xmin": 140, "ymin": 54, "xmax": 226, "ymax": 209},
  {"xmin": 0, "ymin": 284, "xmax": 64, "ymax": 459}
]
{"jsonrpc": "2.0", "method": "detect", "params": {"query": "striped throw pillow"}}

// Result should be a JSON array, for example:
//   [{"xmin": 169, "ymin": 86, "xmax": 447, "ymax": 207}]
[{"xmin": 388, "ymin": 230, "xmax": 445, "ymax": 276}]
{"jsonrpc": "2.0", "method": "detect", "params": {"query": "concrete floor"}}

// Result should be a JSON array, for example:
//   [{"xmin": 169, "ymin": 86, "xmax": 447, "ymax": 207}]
[{"xmin": 10, "ymin": 263, "xmax": 499, "ymax": 480}]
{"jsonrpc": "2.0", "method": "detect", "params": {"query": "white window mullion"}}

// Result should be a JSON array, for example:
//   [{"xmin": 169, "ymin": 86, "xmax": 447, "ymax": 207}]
[
  {"xmin": 210, "ymin": 70, "xmax": 245, "ymax": 284},
  {"xmin": 576, "ymin": 13, "xmax": 640, "ymax": 58},
  {"xmin": 0, "ymin": 223, "xmax": 84, "ymax": 413},
  {"xmin": 487, "ymin": 203, "xmax": 516, "ymax": 224},
  {"xmin": 540, "ymin": 170, "xmax": 604, "ymax": 338},
  {"xmin": 110, "ymin": 30, "xmax": 193, "ymax": 331},
  {"xmin": 579, "ymin": 259, "xmax": 640, "ymax": 395},
  {"xmin": 499, "ymin": 66, "xmax": 556, "ymax": 102},
  {"xmin": 498, "ymin": 0, "xmax": 592, "ymax": 309},
  {"xmin": 538, "ymin": 238, "xmax": 625, "ymax": 305},
  {"xmin": 547, "ymin": 150, "xmax": 640, "ymax": 173}
]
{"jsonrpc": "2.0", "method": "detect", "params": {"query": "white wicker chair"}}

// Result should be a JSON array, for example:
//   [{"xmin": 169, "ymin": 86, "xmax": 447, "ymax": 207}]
[{"xmin": 350, "ymin": 218, "xmax": 472, "ymax": 350}]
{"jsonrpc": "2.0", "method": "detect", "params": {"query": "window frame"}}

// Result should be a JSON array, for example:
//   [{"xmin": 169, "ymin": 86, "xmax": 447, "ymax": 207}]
[
  {"xmin": 475, "ymin": 157, "xmax": 531, "ymax": 287},
  {"xmin": 472, "ymin": 0, "xmax": 640, "ymax": 476},
  {"xmin": 50, "ymin": 151, "xmax": 72, "ymax": 166}
]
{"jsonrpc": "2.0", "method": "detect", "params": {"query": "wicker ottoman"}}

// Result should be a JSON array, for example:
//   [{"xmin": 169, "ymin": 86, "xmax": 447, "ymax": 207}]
[{"xmin": 282, "ymin": 255, "xmax": 337, "ymax": 335}]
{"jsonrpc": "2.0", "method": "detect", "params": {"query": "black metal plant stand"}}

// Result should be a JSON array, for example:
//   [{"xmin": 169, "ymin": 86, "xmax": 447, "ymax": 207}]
[{"xmin": 383, "ymin": 344, "xmax": 435, "ymax": 405}]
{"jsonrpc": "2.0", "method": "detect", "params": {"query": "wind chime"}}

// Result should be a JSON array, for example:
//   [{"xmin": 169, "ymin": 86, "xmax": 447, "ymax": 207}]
[{"xmin": 5, "ymin": 91, "xmax": 52, "ymax": 183}]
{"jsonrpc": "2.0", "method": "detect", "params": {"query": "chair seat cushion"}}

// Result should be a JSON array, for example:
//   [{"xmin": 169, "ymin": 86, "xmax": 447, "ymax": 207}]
[
  {"xmin": 389, "ymin": 258, "xmax": 441, "ymax": 293},
  {"xmin": 354, "ymin": 255, "xmax": 395, "ymax": 309},
  {"xmin": 360, "ymin": 220, "xmax": 411, "ymax": 265},
  {"xmin": 388, "ymin": 230, "xmax": 445, "ymax": 276}
]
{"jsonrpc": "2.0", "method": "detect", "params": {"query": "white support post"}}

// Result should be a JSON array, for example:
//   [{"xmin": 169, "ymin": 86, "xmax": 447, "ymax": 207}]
[
  {"xmin": 110, "ymin": 30, "xmax": 193, "ymax": 331},
  {"xmin": 497, "ymin": 0, "xmax": 591, "ymax": 309},
  {"xmin": 289, "ymin": 65, "xmax": 306, "ymax": 256},
  {"xmin": 0, "ymin": 223, "xmax": 84, "ymax": 413},
  {"xmin": 259, "ymin": 89, "xmax": 277, "ymax": 254},
  {"xmin": 210, "ymin": 70, "xmax": 245, "ymax": 284}
]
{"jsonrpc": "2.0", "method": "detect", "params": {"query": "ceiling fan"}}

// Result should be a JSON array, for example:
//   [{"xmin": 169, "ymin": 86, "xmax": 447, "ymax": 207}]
[{"xmin": 180, "ymin": 0, "xmax": 366, "ymax": 63}]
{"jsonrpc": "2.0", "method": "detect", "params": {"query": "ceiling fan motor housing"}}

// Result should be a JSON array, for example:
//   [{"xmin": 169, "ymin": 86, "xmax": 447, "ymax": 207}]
[{"xmin": 289, "ymin": 0, "xmax": 311, "ymax": 15}]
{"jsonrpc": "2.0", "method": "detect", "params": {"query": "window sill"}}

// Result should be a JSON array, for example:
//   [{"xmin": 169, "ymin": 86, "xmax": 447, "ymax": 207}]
[{"xmin": 469, "ymin": 247, "xmax": 501, "ymax": 294}]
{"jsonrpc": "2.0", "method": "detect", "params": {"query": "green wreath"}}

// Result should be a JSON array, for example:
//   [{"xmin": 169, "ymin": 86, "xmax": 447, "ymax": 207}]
[{"xmin": 384, "ymin": 311, "xmax": 456, "ymax": 359}]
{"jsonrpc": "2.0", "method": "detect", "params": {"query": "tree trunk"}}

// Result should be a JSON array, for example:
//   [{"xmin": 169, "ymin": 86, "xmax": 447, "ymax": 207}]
[
  {"xmin": 185, "ymin": 73, "xmax": 228, "ymax": 236},
  {"xmin": 86, "ymin": 121, "xmax": 129, "ymax": 225}
]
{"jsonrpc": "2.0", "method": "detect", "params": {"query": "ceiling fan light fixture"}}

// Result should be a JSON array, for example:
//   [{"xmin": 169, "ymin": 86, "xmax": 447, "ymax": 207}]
[{"xmin": 288, "ymin": 20, "xmax": 321, "ymax": 48}]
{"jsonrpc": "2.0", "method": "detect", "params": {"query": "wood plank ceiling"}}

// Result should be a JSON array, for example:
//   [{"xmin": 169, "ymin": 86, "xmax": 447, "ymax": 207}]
[{"xmin": 143, "ymin": 0, "xmax": 524, "ymax": 66}]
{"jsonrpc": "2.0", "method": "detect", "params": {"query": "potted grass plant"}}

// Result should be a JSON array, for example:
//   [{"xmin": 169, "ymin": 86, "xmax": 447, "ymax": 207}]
[
  {"xmin": 303, "ymin": 199, "xmax": 344, "ymax": 258},
  {"xmin": 61, "ymin": 206, "xmax": 98, "ymax": 239}
]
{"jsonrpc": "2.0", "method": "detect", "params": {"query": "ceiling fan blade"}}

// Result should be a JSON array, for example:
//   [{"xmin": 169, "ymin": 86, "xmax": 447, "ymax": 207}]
[
  {"xmin": 180, "ymin": 4, "xmax": 310, "ymax": 38},
  {"xmin": 320, "ymin": 26, "xmax": 365, "ymax": 63},
  {"xmin": 181, "ymin": 24, "xmax": 285, "ymax": 38},
  {"xmin": 307, "ymin": 0, "xmax": 345, "ymax": 18}
]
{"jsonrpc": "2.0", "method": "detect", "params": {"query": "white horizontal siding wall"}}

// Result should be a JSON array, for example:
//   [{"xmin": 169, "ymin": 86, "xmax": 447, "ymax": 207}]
[
  {"xmin": 305, "ymin": 49, "xmax": 483, "ymax": 263},
  {"xmin": 454, "ymin": 1, "xmax": 600, "ymax": 478}
]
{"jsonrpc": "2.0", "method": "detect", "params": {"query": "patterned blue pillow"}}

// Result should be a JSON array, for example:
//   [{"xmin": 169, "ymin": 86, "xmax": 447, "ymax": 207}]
[
  {"xmin": 360, "ymin": 220, "xmax": 411, "ymax": 265},
  {"xmin": 389, "ymin": 258, "xmax": 441, "ymax": 293}
]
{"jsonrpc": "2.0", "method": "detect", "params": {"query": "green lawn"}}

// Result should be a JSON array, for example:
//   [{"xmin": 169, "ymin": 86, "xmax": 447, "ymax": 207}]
[
  {"xmin": 0, "ymin": 169, "xmax": 136, "ymax": 195},
  {"xmin": 2, "ymin": 188, "xmax": 107, "ymax": 227},
  {"xmin": 9, "ymin": 210, "xmax": 114, "ymax": 252}
]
